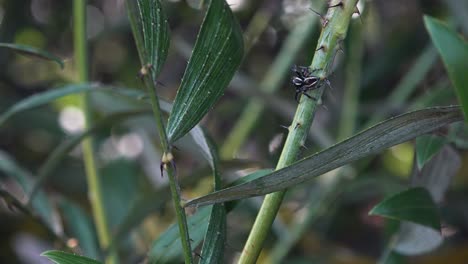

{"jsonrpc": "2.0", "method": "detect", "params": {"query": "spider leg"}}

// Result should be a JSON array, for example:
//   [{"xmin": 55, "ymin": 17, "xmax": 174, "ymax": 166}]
[
  {"xmin": 322, "ymin": 78, "xmax": 333, "ymax": 91},
  {"xmin": 302, "ymin": 89, "xmax": 321, "ymax": 101},
  {"xmin": 292, "ymin": 65, "xmax": 304, "ymax": 78},
  {"xmin": 303, "ymin": 92, "xmax": 313, "ymax": 99}
]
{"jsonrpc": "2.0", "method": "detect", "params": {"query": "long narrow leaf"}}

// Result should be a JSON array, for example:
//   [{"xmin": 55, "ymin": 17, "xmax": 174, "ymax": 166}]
[
  {"xmin": 167, "ymin": 0, "xmax": 244, "ymax": 142},
  {"xmin": 186, "ymin": 106, "xmax": 463, "ymax": 206},
  {"xmin": 200, "ymin": 132, "xmax": 226, "ymax": 264},
  {"xmin": 41, "ymin": 250, "xmax": 101, "ymax": 264},
  {"xmin": 125, "ymin": 0, "xmax": 170, "ymax": 78},
  {"xmin": 0, "ymin": 43, "xmax": 64, "ymax": 68},
  {"xmin": 0, "ymin": 83, "xmax": 97, "ymax": 127}
]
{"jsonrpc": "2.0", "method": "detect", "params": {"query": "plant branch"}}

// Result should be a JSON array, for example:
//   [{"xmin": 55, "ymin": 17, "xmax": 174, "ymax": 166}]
[
  {"xmin": 141, "ymin": 71, "xmax": 193, "ymax": 264},
  {"xmin": 73, "ymin": 1, "xmax": 117, "ymax": 263},
  {"xmin": 237, "ymin": 1, "xmax": 359, "ymax": 263}
]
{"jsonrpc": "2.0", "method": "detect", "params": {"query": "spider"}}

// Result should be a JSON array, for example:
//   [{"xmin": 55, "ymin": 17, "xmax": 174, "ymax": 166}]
[{"xmin": 291, "ymin": 65, "xmax": 321, "ymax": 102}]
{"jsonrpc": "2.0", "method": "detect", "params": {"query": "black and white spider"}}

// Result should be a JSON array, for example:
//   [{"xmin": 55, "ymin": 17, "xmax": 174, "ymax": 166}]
[{"xmin": 291, "ymin": 65, "xmax": 322, "ymax": 102}]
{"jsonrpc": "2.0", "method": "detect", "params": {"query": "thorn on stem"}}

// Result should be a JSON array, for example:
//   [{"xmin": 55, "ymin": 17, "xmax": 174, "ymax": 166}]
[
  {"xmin": 328, "ymin": 1, "xmax": 344, "ymax": 9},
  {"xmin": 316, "ymin": 45, "xmax": 327, "ymax": 52},
  {"xmin": 309, "ymin": 8, "xmax": 329, "ymax": 27}
]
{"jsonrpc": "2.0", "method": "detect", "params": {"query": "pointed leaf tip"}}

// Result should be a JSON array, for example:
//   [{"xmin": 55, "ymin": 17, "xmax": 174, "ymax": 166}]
[
  {"xmin": 41, "ymin": 250, "xmax": 102, "ymax": 264},
  {"xmin": 369, "ymin": 187, "xmax": 441, "ymax": 230},
  {"xmin": 415, "ymin": 134, "xmax": 446, "ymax": 170},
  {"xmin": 167, "ymin": 0, "xmax": 244, "ymax": 142},
  {"xmin": 0, "ymin": 43, "xmax": 64, "ymax": 68}
]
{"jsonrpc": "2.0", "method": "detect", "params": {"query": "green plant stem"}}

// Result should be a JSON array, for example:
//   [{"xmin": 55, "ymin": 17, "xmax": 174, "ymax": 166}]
[
  {"xmin": 237, "ymin": 1, "xmax": 359, "ymax": 263},
  {"xmin": 270, "ymin": 18, "xmax": 365, "ymax": 262},
  {"xmin": 142, "ymin": 74, "xmax": 193, "ymax": 264},
  {"xmin": 221, "ymin": 8, "xmax": 322, "ymax": 159},
  {"xmin": 73, "ymin": 1, "xmax": 118, "ymax": 264}
]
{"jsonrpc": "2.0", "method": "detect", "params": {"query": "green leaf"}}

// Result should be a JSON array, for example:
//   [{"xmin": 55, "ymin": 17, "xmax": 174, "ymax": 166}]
[
  {"xmin": 0, "ymin": 43, "xmax": 64, "ymax": 68},
  {"xmin": 424, "ymin": 16, "xmax": 468, "ymax": 120},
  {"xmin": 186, "ymin": 106, "xmax": 463, "ymax": 207},
  {"xmin": 369, "ymin": 187, "xmax": 441, "ymax": 230},
  {"xmin": 0, "ymin": 82, "xmax": 151, "ymax": 128},
  {"xmin": 200, "ymin": 204, "xmax": 226, "ymax": 264},
  {"xmin": 125, "ymin": 0, "xmax": 170, "ymax": 78},
  {"xmin": 415, "ymin": 134, "xmax": 446, "ymax": 170},
  {"xmin": 200, "ymin": 132, "xmax": 226, "ymax": 264},
  {"xmin": 0, "ymin": 83, "xmax": 96, "ymax": 127},
  {"xmin": 41, "ymin": 250, "xmax": 102, "ymax": 264},
  {"xmin": 58, "ymin": 199, "xmax": 100, "ymax": 259},
  {"xmin": 166, "ymin": 0, "xmax": 244, "ymax": 142}
]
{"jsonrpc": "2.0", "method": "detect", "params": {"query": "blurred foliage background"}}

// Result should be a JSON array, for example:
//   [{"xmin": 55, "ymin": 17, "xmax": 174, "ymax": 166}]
[{"xmin": 0, "ymin": 0, "xmax": 468, "ymax": 263}]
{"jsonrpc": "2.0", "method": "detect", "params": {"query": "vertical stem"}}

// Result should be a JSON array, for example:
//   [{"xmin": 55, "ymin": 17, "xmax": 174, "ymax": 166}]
[
  {"xmin": 73, "ymin": 1, "xmax": 117, "ymax": 263},
  {"xmin": 269, "ymin": 17, "xmax": 365, "ymax": 262},
  {"xmin": 142, "ymin": 74, "xmax": 193, "ymax": 264},
  {"xmin": 238, "ymin": 1, "xmax": 359, "ymax": 263}
]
